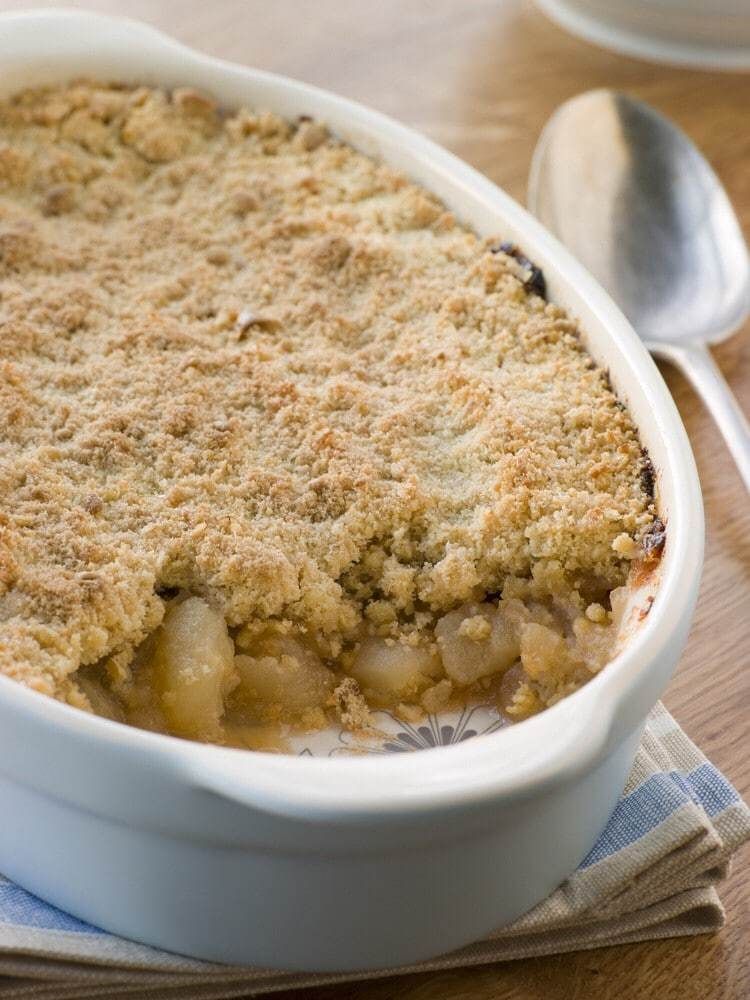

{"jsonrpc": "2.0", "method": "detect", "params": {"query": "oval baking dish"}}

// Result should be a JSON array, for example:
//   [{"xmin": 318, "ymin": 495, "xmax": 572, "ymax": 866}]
[{"xmin": 0, "ymin": 9, "xmax": 703, "ymax": 972}]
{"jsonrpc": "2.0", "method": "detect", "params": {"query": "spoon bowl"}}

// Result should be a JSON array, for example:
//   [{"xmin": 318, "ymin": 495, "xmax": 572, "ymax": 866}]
[{"xmin": 529, "ymin": 90, "xmax": 750, "ymax": 491}]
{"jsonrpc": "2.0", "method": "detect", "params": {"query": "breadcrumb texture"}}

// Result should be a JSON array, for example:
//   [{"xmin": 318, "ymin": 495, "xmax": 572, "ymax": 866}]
[{"xmin": 0, "ymin": 81, "xmax": 655, "ymax": 703}]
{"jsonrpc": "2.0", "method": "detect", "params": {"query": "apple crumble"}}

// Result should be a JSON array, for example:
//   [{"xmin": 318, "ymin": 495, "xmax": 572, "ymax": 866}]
[{"xmin": 0, "ymin": 80, "xmax": 659, "ymax": 747}]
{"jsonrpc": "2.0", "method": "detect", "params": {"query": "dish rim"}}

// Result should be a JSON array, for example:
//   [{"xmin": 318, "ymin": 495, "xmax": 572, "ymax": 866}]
[{"xmin": 0, "ymin": 8, "xmax": 704, "ymax": 820}]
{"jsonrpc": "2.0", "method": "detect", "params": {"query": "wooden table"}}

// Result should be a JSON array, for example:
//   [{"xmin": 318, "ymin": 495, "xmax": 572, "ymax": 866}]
[{"xmin": 5, "ymin": 1, "xmax": 747, "ymax": 995}]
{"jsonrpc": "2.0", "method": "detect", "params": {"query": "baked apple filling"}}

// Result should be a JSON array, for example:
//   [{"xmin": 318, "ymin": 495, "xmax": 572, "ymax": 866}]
[
  {"xmin": 71, "ymin": 571, "xmax": 636, "ymax": 748},
  {"xmin": 0, "ymin": 80, "xmax": 660, "ymax": 749}
]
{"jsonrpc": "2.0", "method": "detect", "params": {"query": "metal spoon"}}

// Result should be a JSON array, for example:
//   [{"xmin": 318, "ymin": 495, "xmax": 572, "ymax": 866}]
[{"xmin": 528, "ymin": 89, "xmax": 750, "ymax": 491}]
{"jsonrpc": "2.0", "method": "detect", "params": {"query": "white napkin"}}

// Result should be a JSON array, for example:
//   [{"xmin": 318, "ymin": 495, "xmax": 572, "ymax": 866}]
[{"xmin": 0, "ymin": 703, "xmax": 747, "ymax": 999}]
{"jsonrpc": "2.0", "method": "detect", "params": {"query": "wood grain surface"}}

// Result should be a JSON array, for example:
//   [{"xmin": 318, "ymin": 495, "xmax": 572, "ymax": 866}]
[{"xmin": 2, "ymin": 1, "xmax": 747, "ymax": 996}]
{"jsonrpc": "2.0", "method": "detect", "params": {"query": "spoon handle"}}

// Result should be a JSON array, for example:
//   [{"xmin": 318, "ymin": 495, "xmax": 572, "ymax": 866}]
[{"xmin": 648, "ymin": 341, "xmax": 750, "ymax": 493}]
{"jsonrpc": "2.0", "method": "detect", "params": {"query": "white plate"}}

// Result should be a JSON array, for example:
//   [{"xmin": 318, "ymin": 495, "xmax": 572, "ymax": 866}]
[{"xmin": 537, "ymin": 0, "xmax": 750, "ymax": 70}]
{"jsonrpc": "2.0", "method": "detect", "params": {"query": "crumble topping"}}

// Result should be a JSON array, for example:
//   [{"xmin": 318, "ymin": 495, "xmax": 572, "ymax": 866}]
[{"xmin": 0, "ymin": 81, "xmax": 655, "ymax": 732}]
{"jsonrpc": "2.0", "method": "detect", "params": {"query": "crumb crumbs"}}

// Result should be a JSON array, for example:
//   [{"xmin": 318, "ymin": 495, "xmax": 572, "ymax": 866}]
[
  {"xmin": 332, "ymin": 677, "xmax": 371, "ymax": 731},
  {"xmin": 585, "ymin": 602, "xmax": 607, "ymax": 624},
  {"xmin": 612, "ymin": 533, "xmax": 639, "ymax": 560},
  {"xmin": 0, "ymin": 80, "xmax": 655, "ymax": 705},
  {"xmin": 457, "ymin": 614, "xmax": 492, "ymax": 642}
]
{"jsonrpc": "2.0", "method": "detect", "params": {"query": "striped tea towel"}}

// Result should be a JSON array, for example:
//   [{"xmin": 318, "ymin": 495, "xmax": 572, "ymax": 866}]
[{"xmin": 0, "ymin": 702, "xmax": 748, "ymax": 999}]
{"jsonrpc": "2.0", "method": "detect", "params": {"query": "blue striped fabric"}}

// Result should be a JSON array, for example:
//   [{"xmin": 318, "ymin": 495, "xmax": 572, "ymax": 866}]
[
  {"xmin": 0, "ymin": 881, "xmax": 103, "ymax": 934},
  {"xmin": 580, "ymin": 762, "xmax": 739, "ymax": 868}
]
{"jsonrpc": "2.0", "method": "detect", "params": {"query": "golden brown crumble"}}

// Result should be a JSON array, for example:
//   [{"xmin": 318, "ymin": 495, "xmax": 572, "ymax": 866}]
[{"xmin": 0, "ymin": 81, "xmax": 655, "ymax": 741}]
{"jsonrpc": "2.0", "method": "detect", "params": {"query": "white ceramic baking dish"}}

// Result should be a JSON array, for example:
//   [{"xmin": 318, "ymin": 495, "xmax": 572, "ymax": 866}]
[{"xmin": 0, "ymin": 8, "xmax": 704, "ymax": 973}]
